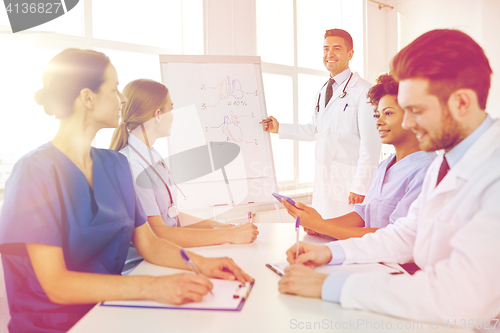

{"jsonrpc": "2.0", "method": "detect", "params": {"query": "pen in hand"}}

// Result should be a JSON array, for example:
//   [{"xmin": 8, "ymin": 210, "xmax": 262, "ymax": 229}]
[
  {"xmin": 259, "ymin": 119, "xmax": 272, "ymax": 124},
  {"xmin": 295, "ymin": 217, "xmax": 300, "ymax": 261},
  {"xmin": 180, "ymin": 249, "xmax": 214, "ymax": 296}
]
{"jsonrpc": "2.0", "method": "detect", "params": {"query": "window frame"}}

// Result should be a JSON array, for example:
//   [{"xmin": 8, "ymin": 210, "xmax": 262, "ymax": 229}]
[
  {"xmin": 259, "ymin": 0, "xmax": 344, "ymax": 193},
  {"xmin": 0, "ymin": 0, "xmax": 200, "ymax": 196}
]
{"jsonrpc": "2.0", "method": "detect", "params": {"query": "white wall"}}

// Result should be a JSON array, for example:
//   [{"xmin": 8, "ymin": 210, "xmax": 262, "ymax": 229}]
[
  {"xmin": 480, "ymin": 0, "xmax": 500, "ymax": 118},
  {"xmin": 365, "ymin": 0, "xmax": 390, "ymax": 84},
  {"xmin": 366, "ymin": 0, "xmax": 500, "ymax": 117},
  {"xmin": 204, "ymin": 0, "xmax": 257, "ymax": 56},
  {"xmin": 395, "ymin": 0, "xmax": 482, "ymax": 46}
]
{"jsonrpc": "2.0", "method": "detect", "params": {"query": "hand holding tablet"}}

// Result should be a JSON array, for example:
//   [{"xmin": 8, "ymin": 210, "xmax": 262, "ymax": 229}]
[{"xmin": 272, "ymin": 193, "xmax": 300, "ymax": 208}]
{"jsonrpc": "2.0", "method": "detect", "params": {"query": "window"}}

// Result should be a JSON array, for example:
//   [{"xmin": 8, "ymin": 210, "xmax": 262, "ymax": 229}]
[
  {"xmin": 257, "ymin": 0, "xmax": 365, "ymax": 192},
  {"xmin": 256, "ymin": 0, "xmax": 294, "ymax": 66},
  {"xmin": 0, "ymin": 0, "xmax": 203, "ymax": 194},
  {"xmin": 296, "ymin": 0, "xmax": 342, "ymax": 70},
  {"xmin": 92, "ymin": 1, "xmax": 182, "ymax": 49},
  {"xmin": 262, "ymin": 73, "xmax": 294, "ymax": 183}
]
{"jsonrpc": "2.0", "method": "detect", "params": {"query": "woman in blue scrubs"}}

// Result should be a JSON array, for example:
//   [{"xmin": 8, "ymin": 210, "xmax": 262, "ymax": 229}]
[
  {"xmin": 283, "ymin": 74, "xmax": 436, "ymax": 240},
  {"xmin": 110, "ymin": 79, "xmax": 259, "ymax": 248},
  {"xmin": 0, "ymin": 49, "xmax": 253, "ymax": 333}
]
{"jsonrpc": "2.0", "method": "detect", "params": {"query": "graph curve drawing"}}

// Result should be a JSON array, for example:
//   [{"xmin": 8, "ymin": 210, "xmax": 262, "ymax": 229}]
[
  {"xmin": 160, "ymin": 56, "xmax": 277, "ymax": 209},
  {"xmin": 216, "ymin": 76, "xmax": 244, "ymax": 100},
  {"xmin": 209, "ymin": 111, "xmax": 257, "ymax": 145},
  {"xmin": 203, "ymin": 75, "xmax": 256, "ymax": 108}
]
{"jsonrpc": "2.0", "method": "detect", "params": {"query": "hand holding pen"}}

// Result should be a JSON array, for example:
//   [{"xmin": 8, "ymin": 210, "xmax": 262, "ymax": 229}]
[
  {"xmin": 180, "ymin": 249, "xmax": 214, "ymax": 295},
  {"xmin": 285, "ymin": 241, "xmax": 332, "ymax": 267},
  {"xmin": 261, "ymin": 116, "xmax": 279, "ymax": 133},
  {"xmin": 180, "ymin": 249, "xmax": 255, "ymax": 283},
  {"xmin": 147, "ymin": 272, "xmax": 213, "ymax": 305}
]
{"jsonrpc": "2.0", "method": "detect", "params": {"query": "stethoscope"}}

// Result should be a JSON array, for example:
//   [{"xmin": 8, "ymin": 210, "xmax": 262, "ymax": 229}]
[
  {"xmin": 128, "ymin": 125, "xmax": 187, "ymax": 219},
  {"xmin": 128, "ymin": 143, "xmax": 182, "ymax": 219},
  {"xmin": 315, "ymin": 72, "xmax": 353, "ymax": 113}
]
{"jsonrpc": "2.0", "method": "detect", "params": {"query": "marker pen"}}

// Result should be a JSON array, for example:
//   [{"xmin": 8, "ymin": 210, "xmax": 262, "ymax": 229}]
[{"xmin": 295, "ymin": 217, "xmax": 300, "ymax": 261}]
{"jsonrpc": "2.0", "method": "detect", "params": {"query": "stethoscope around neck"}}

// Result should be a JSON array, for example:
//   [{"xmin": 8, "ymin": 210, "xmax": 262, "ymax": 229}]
[
  {"xmin": 128, "ymin": 125, "xmax": 186, "ymax": 219},
  {"xmin": 128, "ymin": 143, "xmax": 182, "ymax": 219},
  {"xmin": 315, "ymin": 72, "xmax": 353, "ymax": 113}
]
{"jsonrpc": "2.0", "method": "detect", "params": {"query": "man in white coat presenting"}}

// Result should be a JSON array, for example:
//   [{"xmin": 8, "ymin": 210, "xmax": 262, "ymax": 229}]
[
  {"xmin": 278, "ymin": 29, "xmax": 500, "ymax": 324},
  {"xmin": 264, "ymin": 29, "xmax": 381, "ymax": 219}
]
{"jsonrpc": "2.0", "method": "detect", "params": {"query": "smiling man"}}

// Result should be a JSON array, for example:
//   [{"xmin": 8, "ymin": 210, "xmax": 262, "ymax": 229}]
[
  {"xmin": 263, "ymin": 29, "xmax": 380, "ymax": 219},
  {"xmin": 278, "ymin": 29, "xmax": 500, "ymax": 323}
]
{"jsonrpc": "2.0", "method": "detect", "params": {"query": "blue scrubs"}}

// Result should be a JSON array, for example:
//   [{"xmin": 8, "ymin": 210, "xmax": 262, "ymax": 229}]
[
  {"xmin": 354, "ymin": 151, "xmax": 436, "ymax": 228},
  {"xmin": 0, "ymin": 142, "xmax": 147, "ymax": 333}
]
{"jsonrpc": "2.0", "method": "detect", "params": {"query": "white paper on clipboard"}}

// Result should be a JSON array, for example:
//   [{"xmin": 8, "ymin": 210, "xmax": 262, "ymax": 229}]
[
  {"xmin": 102, "ymin": 279, "xmax": 253, "ymax": 311},
  {"xmin": 266, "ymin": 262, "xmax": 403, "ymax": 277}
]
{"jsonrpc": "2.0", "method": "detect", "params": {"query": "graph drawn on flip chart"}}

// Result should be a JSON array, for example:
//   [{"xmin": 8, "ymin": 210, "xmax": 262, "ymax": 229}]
[
  {"xmin": 159, "ymin": 55, "xmax": 277, "ymax": 210},
  {"xmin": 207, "ymin": 110, "xmax": 258, "ymax": 145}
]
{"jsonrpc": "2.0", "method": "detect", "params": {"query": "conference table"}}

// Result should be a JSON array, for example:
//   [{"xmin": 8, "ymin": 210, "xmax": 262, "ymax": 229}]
[{"xmin": 69, "ymin": 223, "xmax": 468, "ymax": 333}]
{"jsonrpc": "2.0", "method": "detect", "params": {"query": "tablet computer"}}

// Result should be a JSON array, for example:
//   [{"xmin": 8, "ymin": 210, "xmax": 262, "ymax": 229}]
[{"xmin": 272, "ymin": 193, "xmax": 297, "ymax": 207}]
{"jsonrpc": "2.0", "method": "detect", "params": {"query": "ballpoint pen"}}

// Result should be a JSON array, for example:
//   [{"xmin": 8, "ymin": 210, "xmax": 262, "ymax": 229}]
[
  {"xmin": 295, "ymin": 217, "xmax": 300, "ymax": 261},
  {"xmin": 259, "ymin": 119, "xmax": 272, "ymax": 124},
  {"xmin": 180, "ymin": 249, "xmax": 214, "ymax": 295}
]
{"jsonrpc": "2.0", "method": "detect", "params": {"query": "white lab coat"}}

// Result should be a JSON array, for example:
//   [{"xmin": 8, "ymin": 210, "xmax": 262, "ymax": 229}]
[
  {"xmin": 336, "ymin": 118, "xmax": 500, "ymax": 322},
  {"xmin": 279, "ymin": 72, "xmax": 381, "ymax": 219}
]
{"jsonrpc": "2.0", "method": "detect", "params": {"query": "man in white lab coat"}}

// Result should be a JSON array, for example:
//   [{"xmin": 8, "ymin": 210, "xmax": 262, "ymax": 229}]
[
  {"xmin": 264, "ymin": 29, "xmax": 380, "ymax": 219},
  {"xmin": 279, "ymin": 29, "xmax": 500, "ymax": 323}
]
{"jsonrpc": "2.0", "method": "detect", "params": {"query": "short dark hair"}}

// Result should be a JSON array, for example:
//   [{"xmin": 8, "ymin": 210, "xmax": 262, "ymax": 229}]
[
  {"xmin": 324, "ymin": 29, "xmax": 353, "ymax": 50},
  {"xmin": 367, "ymin": 73, "xmax": 398, "ymax": 109},
  {"xmin": 391, "ymin": 29, "xmax": 492, "ymax": 110},
  {"xmin": 34, "ymin": 48, "xmax": 111, "ymax": 118}
]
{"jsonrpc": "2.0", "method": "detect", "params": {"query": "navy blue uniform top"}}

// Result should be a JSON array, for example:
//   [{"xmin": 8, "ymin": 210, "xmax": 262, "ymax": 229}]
[{"xmin": 0, "ymin": 142, "xmax": 147, "ymax": 333}]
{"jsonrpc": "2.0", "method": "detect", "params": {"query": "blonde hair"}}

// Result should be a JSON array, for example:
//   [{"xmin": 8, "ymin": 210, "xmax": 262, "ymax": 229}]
[{"xmin": 110, "ymin": 79, "xmax": 169, "ymax": 151}]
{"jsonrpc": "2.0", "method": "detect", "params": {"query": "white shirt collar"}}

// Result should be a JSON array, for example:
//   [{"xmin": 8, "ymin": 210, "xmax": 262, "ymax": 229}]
[
  {"xmin": 445, "ymin": 114, "xmax": 493, "ymax": 169},
  {"xmin": 128, "ymin": 133, "xmax": 163, "ymax": 165},
  {"xmin": 331, "ymin": 68, "xmax": 351, "ymax": 86}
]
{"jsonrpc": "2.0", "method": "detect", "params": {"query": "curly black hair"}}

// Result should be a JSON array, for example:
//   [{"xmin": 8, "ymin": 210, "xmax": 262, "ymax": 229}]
[{"xmin": 367, "ymin": 73, "xmax": 399, "ymax": 109}]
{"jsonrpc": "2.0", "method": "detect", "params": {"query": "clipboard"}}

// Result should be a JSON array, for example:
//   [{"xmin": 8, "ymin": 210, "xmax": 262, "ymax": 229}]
[
  {"xmin": 266, "ymin": 262, "xmax": 403, "ymax": 276},
  {"xmin": 101, "ymin": 279, "xmax": 254, "ymax": 312}
]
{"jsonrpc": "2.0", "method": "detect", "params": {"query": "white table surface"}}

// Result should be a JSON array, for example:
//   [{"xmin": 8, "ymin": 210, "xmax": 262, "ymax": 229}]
[{"xmin": 69, "ymin": 223, "xmax": 469, "ymax": 333}]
